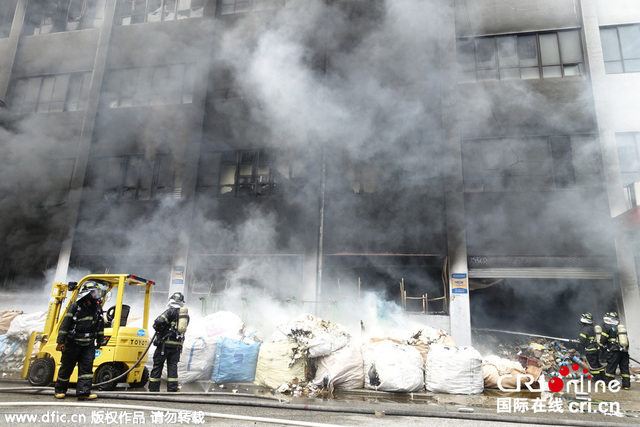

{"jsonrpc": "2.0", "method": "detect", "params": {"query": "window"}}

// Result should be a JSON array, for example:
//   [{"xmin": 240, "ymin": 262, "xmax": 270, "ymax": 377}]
[
  {"xmin": 98, "ymin": 154, "xmax": 174, "ymax": 201},
  {"xmin": 330, "ymin": 155, "xmax": 413, "ymax": 195},
  {"xmin": 8, "ymin": 72, "xmax": 92, "ymax": 114},
  {"xmin": 457, "ymin": 30, "xmax": 584, "ymax": 82},
  {"xmin": 462, "ymin": 135, "xmax": 601, "ymax": 191},
  {"xmin": 103, "ymin": 63, "xmax": 195, "ymax": 108},
  {"xmin": 0, "ymin": 1, "xmax": 16, "ymax": 38},
  {"xmin": 23, "ymin": 0, "xmax": 106, "ymax": 35},
  {"xmin": 600, "ymin": 24, "xmax": 640, "ymax": 74},
  {"xmin": 197, "ymin": 150, "xmax": 305, "ymax": 197},
  {"xmin": 43, "ymin": 158, "xmax": 76, "ymax": 206},
  {"xmin": 218, "ymin": 0, "xmax": 293, "ymax": 15},
  {"xmin": 211, "ymin": 68, "xmax": 243, "ymax": 100},
  {"xmin": 616, "ymin": 133, "xmax": 640, "ymax": 186},
  {"xmin": 116, "ymin": 0, "xmax": 204, "ymax": 25}
]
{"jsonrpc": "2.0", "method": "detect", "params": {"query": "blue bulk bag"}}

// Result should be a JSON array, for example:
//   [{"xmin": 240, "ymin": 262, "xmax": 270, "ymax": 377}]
[{"xmin": 211, "ymin": 337, "xmax": 261, "ymax": 383}]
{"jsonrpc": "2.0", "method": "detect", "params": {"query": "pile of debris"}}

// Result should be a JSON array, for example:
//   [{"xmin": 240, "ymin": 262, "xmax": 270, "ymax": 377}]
[
  {"xmin": 474, "ymin": 330, "xmax": 593, "ymax": 389},
  {"xmin": 515, "ymin": 339, "xmax": 589, "ymax": 379}
]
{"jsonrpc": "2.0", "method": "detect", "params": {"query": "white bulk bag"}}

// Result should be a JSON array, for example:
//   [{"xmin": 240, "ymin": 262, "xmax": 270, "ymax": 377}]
[
  {"xmin": 312, "ymin": 342, "xmax": 364, "ymax": 390},
  {"xmin": 425, "ymin": 344, "xmax": 484, "ymax": 394},
  {"xmin": 363, "ymin": 339, "xmax": 424, "ymax": 392},
  {"xmin": 7, "ymin": 312, "xmax": 47, "ymax": 341}
]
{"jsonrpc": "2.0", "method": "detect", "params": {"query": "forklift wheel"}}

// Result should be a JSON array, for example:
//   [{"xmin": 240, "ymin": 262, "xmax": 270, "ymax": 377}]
[
  {"xmin": 27, "ymin": 358, "xmax": 55, "ymax": 386},
  {"xmin": 129, "ymin": 367, "xmax": 149, "ymax": 388},
  {"xmin": 94, "ymin": 364, "xmax": 121, "ymax": 391}
]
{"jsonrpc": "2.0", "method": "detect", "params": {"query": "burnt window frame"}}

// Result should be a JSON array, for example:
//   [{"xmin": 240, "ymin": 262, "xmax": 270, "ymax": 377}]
[
  {"xmin": 197, "ymin": 149, "xmax": 304, "ymax": 198},
  {"xmin": 219, "ymin": 150, "xmax": 278, "ymax": 197},
  {"xmin": 23, "ymin": 0, "xmax": 105, "ymax": 35},
  {"xmin": 99, "ymin": 153, "xmax": 175, "ymax": 202}
]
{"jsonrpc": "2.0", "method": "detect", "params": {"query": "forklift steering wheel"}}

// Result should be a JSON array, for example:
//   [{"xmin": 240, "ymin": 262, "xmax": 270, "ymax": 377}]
[{"xmin": 107, "ymin": 306, "xmax": 116, "ymax": 322}]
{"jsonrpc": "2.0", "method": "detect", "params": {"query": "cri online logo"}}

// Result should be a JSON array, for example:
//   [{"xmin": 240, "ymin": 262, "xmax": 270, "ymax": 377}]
[
  {"xmin": 548, "ymin": 363, "xmax": 589, "ymax": 392},
  {"xmin": 498, "ymin": 363, "xmax": 620, "ymax": 393}
]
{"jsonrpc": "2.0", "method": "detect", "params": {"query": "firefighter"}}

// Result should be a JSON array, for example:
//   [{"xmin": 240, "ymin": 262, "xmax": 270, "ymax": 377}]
[
  {"xmin": 148, "ymin": 292, "xmax": 189, "ymax": 392},
  {"xmin": 54, "ymin": 281, "xmax": 106, "ymax": 400},
  {"xmin": 601, "ymin": 311, "xmax": 631, "ymax": 390},
  {"xmin": 578, "ymin": 312, "xmax": 604, "ymax": 381}
]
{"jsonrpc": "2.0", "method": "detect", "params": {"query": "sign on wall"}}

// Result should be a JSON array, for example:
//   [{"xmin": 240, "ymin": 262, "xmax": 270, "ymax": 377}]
[{"xmin": 451, "ymin": 273, "xmax": 468, "ymax": 294}]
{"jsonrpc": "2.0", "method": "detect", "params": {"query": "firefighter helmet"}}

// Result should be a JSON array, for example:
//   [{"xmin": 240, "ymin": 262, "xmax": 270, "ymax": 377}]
[
  {"xmin": 580, "ymin": 312, "xmax": 593, "ymax": 324},
  {"xmin": 77, "ymin": 281, "xmax": 107, "ymax": 303},
  {"xmin": 604, "ymin": 311, "xmax": 619, "ymax": 325},
  {"xmin": 168, "ymin": 292, "xmax": 185, "ymax": 308}
]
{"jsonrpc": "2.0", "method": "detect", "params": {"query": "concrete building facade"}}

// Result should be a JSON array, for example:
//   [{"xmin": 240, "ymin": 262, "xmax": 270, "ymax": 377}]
[{"xmin": 0, "ymin": 0, "xmax": 638, "ymax": 350}]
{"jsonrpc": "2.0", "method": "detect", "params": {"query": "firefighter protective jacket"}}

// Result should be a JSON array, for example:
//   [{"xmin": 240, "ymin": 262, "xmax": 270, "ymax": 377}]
[
  {"xmin": 579, "ymin": 323, "xmax": 599, "ymax": 353},
  {"xmin": 57, "ymin": 300, "xmax": 105, "ymax": 346},
  {"xmin": 153, "ymin": 307, "xmax": 185, "ymax": 347}
]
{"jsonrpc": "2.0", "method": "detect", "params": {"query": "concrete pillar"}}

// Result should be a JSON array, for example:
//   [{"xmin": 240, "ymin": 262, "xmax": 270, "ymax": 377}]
[
  {"xmin": 301, "ymin": 156, "xmax": 323, "ymax": 305},
  {"xmin": 440, "ymin": 0, "xmax": 471, "ymax": 346},
  {"xmin": 580, "ymin": 0, "xmax": 640, "ymax": 356},
  {"xmin": 615, "ymin": 237, "xmax": 640, "ymax": 356},
  {"xmin": 168, "ymin": 0, "xmax": 218, "ymax": 299},
  {"xmin": 54, "ymin": 0, "xmax": 119, "ymax": 283},
  {"xmin": 168, "ymin": 262, "xmax": 186, "ymax": 296},
  {"xmin": 0, "ymin": 0, "xmax": 26, "ymax": 101}
]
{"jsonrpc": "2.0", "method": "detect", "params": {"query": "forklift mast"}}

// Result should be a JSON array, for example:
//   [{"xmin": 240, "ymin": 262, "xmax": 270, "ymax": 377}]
[{"xmin": 42, "ymin": 282, "xmax": 74, "ymax": 342}]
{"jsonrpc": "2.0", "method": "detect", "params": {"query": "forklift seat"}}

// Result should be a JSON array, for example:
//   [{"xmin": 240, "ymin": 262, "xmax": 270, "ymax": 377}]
[{"xmin": 105, "ymin": 304, "xmax": 131, "ymax": 327}]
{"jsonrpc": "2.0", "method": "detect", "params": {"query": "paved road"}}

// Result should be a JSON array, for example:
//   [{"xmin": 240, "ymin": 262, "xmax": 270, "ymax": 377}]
[{"xmin": 0, "ymin": 381, "xmax": 638, "ymax": 426}]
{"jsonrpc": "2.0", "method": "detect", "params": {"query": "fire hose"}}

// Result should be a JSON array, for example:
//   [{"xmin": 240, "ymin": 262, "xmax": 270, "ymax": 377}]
[
  {"xmin": 472, "ymin": 328, "xmax": 579, "ymax": 343},
  {"xmin": 0, "ymin": 331, "xmax": 157, "ymax": 393}
]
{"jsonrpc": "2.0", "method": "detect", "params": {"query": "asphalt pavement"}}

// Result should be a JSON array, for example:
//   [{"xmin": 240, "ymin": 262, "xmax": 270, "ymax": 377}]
[{"xmin": 0, "ymin": 379, "xmax": 638, "ymax": 426}]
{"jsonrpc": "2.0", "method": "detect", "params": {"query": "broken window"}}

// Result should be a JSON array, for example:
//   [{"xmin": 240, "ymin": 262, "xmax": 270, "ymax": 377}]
[
  {"xmin": 211, "ymin": 68, "xmax": 243, "ymax": 100},
  {"xmin": 116, "ymin": 0, "xmax": 204, "ymax": 25},
  {"xmin": 23, "ymin": 0, "xmax": 106, "ymax": 35},
  {"xmin": 103, "ymin": 63, "xmax": 195, "ymax": 108},
  {"xmin": 462, "ymin": 135, "xmax": 600, "ymax": 192},
  {"xmin": 197, "ymin": 149, "xmax": 303, "ymax": 197},
  {"xmin": 8, "ymin": 72, "xmax": 92, "ymax": 114},
  {"xmin": 601, "ymin": 24, "xmax": 640, "ymax": 74},
  {"xmin": 41, "ymin": 158, "xmax": 76, "ymax": 206},
  {"xmin": 457, "ymin": 29, "xmax": 584, "ymax": 82},
  {"xmin": 99, "ymin": 153, "xmax": 174, "ymax": 201},
  {"xmin": 0, "ymin": 1, "xmax": 16, "ymax": 38}
]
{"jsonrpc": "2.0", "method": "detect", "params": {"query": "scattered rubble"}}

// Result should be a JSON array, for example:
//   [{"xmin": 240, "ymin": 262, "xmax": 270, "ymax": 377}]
[{"xmin": 472, "ymin": 330, "xmax": 632, "ymax": 390}]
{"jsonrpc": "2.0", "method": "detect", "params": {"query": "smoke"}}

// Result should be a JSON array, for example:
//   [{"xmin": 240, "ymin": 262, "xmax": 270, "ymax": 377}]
[
  {"xmin": 0, "ymin": 0, "xmax": 625, "ymax": 347},
  {"xmin": 219, "ymin": 0, "xmax": 440, "ymax": 159}
]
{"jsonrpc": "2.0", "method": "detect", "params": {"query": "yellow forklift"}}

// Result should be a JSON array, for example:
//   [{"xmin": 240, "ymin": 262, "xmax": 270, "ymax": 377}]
[{"xmin": 22, "ymin": 274, "xmax": 155, "ymax": 390}]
